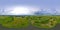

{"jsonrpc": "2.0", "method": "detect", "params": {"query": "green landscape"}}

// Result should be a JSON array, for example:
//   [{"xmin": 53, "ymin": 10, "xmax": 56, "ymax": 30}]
[{"xmin": 0, "ymin": 15, "xmax": 60, "ymax": 29}]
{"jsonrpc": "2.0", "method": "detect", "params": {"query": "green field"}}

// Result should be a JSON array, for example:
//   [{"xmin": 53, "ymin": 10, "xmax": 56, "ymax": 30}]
[{"xmin": 0, "ymin": 15, "xmax": 60, "ymax": 28}]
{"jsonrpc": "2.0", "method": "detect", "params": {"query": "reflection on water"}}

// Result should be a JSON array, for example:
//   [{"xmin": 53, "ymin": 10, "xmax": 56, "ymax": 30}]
[{"xmin": 0, "ymin": 24, "xmax": 60, "ymax": 30}]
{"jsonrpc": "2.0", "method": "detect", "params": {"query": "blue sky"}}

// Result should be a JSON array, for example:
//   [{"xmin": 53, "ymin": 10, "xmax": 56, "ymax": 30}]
[
  {"xmin": 0, "ymin": 0, "xmax": 60, "ymax": 8},
  {"xmin": 0, "ymin": 0, "xmax": 60, "ymax": 15}
]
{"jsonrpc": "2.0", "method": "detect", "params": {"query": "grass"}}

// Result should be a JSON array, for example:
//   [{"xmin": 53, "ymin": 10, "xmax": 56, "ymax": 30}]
[
  {"xmin": 0, "ymin": 15, "xmax": 60, "ymax": 28},
  {"xmin": 0, "ymin": 15, "xmax": 29, "ymax": 28}
]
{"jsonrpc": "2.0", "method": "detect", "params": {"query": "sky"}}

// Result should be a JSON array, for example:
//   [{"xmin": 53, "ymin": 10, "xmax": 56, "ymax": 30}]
[
  {"xmin": 0, "ymin": 0, "xmax": 60, "ymax": 8},
  {"xmin": 0, "ymin": 0, "xmax": 60, "ymax": 15}
]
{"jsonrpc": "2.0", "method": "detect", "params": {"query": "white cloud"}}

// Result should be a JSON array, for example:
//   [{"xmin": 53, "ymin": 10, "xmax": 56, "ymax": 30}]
[{"xmin": 1, "ymin": 6, "xmax": 40, "ymax": 15}]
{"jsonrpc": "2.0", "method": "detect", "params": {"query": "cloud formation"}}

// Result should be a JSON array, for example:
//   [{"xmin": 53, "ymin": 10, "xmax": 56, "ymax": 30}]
[{"xmin": 0, "ymin": 6, "xmax": 60, "ymax": 15}]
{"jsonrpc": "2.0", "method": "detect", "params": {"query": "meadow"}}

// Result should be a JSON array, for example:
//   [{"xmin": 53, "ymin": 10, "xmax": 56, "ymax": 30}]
[{"xmin": 0, "ymin": 15, "xmax": 60, "ymax": 28}]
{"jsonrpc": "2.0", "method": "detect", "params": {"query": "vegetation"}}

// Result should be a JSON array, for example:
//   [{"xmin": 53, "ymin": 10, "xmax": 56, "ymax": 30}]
[
  {"xmin": 0, "ymin": 15, "xmax": 29, "ymax": 28},
  {"xmin": 0, "ymin": 15, "xmax": 13, "ymax": 24},
  {"xmin": 30, "ymin": 16, "xmax": 58, "ymax": 28},
  {"xmin": 0, "ymin": 15, "xmax": 60, "ymax": 28}
]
